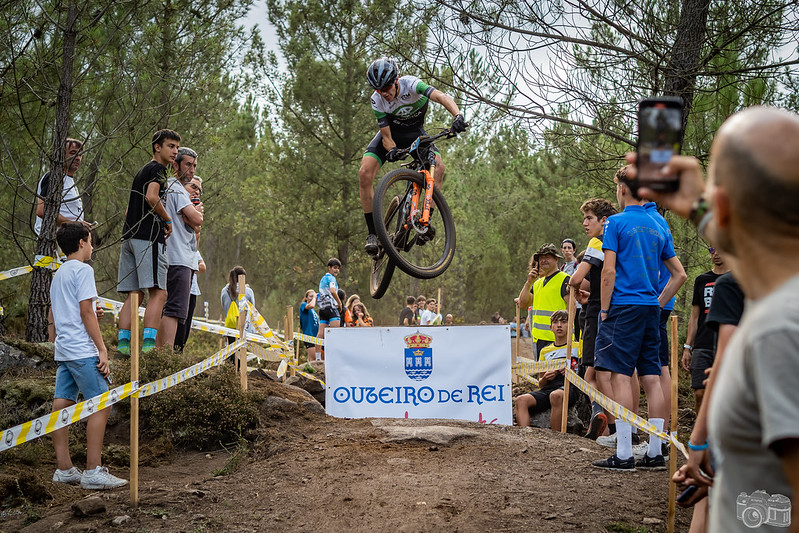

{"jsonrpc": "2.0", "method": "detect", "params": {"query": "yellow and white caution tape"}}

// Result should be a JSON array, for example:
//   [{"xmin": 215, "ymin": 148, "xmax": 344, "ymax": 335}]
[
  {"xmin": 289, "ymin": 365, "xmax": 325, "ymax": 386},
  {"xmin": 0, "ymin": 256, "xmax": 63, "ymax": 282},
  {"xmin": 0, "ymin": 381, "xmax": 138, "ymax": 452},
  {"xmin": 247, "ymin": 343, "xmax": 292, "ymax": 362},
  {"xmin": 293, "ymin": 332, "xmax": 324, "ymax": 346},
  {"xmin": 519, "ymin": 374, "xmax": 539, "ymax": 388},
  {"xmin": 136, "ymin": 340, "xmax": 245, "ymax": 398},
  {"xmin": 245, "ymin": 301, "xmax": 290, "ymax": 351},
  {"xmin": 512, "ymin": 358, "xmax": 568, "ymax": 375},
  {"xmin": 189, "ymin": 319, "xmax": 282, "ymax": 348},
  {"xmin": 33, "ymin": 255, "xmax": 63, "ymax": 269},
  {"xmin": 0, "ymin": 265, "xmax": 33, "ymax": 281},
  {"xmin": 563, "ymin": 368, "xmax": 688, "ymax": 459},
  {"xmin": 276, "ymin": 360, "xmax": 288, "ymax": 378},
  {"xmin": 96, "ymin": 296, "xmax": 284, "ymax": 349}
]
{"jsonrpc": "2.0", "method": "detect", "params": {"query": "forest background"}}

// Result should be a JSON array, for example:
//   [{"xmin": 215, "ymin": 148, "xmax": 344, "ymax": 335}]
[{"xmin": 1, "ymin": 0, "xmax": 798, "ymax": 341}]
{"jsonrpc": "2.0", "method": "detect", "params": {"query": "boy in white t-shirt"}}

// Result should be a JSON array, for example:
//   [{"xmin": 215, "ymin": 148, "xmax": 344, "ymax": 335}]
[
  {"xmin": 419, "ymin": 299, "xmax": 442, "ymax": 325},
  {"xmin": 48, "ymin": 222, "xmax": 127, "ymax": 490}
]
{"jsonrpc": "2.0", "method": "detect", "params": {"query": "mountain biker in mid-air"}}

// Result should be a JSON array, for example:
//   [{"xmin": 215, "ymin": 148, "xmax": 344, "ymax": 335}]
[{"xmin": 358, "ymin": 57, "xmax": 467, "ymax": 257}]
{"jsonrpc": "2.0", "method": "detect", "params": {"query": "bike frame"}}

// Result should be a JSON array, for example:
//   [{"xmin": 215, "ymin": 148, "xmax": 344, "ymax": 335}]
[
  {"xmin": 405, "ymin": 167, "xmax": 435, "ymax": 229},
  {"xmin": 398, "ymin": 129, "xmax": 453, "ymax": 232}
]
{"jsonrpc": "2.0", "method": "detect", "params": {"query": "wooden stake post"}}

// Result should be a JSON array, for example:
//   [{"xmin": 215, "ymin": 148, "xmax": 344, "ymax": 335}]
[
  {"xmin": 286, "ymin": 305, "xmax": 295, "ymax": 377},
  {"xmin": 560, "ymin": 288, "xmax": 577, "ymax": 433},
  {"xmin": 129, "ymin": 292, "xmax": 139, "ymax": 506},
  {"xmin": 236, "ymin": 275, "xmax": 248, "ymax": 391},
  {"xmin": 668, "ymin": 315, "xmax": 679, "ymax": 533},
  {"xmin": 514, "ymin": 301, "xmax": 521, "ymax": 364}
]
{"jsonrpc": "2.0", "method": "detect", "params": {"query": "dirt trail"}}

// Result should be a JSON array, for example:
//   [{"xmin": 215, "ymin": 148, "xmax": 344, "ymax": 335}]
[{"xmin": 2, "ymin": 404, "xmax": 694, "ymax": 533}]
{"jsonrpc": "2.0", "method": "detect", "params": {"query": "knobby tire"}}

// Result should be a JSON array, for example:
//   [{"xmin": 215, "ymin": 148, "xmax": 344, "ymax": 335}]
[{"xmin": 372, "ymin": 169, "xmax": 456, "ymax": 280}]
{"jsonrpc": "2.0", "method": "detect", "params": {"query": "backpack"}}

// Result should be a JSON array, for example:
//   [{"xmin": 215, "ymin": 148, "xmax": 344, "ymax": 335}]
[{"xmin": 224, "ymin": 299, "xmax": 240, "ymax": 329}]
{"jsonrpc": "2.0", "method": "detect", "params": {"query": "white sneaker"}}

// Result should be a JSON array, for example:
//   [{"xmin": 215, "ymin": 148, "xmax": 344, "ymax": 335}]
[
  {"xmin": 632, "ymin": 442, "xmax": 650, "ymax": 460},
  {"xmin": 80, "ymin": 466, "xmax": 128, "ymax": 490},
  {"xmin": 596, "ymin": 433, "xmax": 617, "ymax": 448},
  {"xmin": 53, "ymin": 466, "xmax": 82, "ymax": 485}
]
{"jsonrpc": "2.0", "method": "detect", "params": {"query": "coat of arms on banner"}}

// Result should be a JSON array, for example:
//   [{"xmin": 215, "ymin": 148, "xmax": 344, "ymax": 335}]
[{"xmin": 404, "ymin": 332, "xmax": 433, "ymax": 381}]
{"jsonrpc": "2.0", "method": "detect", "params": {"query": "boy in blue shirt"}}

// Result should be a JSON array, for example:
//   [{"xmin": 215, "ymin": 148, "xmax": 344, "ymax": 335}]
[
  {"xmin": 592, "ymin": 167, "xmax": 685, "ymax": 471},
  {"xmin": 317, "ymin": 258, "xmax": 343, "ymax": 359},
  {"xmin": 49, "ymin": 222, "xmax": 127, "ymax": 490},
  {"xmin": 644, "ymin": 201, "xmax": 686, "ymax": 447}
]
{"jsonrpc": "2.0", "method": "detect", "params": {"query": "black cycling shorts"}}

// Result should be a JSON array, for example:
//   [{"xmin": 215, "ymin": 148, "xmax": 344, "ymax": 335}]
[{"xmin": 365, "ymin": 128, "xmax": 438, "ymax": 165}]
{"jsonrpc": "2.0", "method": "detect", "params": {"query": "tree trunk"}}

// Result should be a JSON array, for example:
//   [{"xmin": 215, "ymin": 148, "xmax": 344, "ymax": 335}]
[
  {"xmin": 663, "ymin": 0, "xmax": 711, "ymax": 127},
  {"xmin": 26, "ymin": 0, "xmax": 78, "ymax": 342},
  {"xmin": 157, "ymin": 0, "xmax": 175, "ymax": 129}
]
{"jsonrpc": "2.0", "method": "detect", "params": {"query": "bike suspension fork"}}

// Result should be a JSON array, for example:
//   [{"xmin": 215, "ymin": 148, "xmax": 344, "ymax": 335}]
[{"xmin": 421, "ymin": 167, "xmax": 435, "ymax": 225}]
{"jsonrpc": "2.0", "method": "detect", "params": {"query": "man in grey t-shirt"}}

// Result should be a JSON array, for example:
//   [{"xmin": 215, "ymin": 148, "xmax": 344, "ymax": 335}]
[
  {"xmin": 156, "ymin": 147, "xmax": 203, "ymax": 347},
  {"xmin": 636, "ymin": 107, "xmax": 799, "ymax": 533}
]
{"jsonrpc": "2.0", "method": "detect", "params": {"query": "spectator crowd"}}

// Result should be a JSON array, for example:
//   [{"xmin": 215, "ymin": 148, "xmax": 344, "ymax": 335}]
[{"xmin": 36, "ymin": 105, "xmax": 799, "ymax": 533}]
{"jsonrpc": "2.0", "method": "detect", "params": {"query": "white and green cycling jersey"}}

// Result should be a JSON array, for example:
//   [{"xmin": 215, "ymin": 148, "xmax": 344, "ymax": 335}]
[{"xmin": 371, "ymin": 75, "xmax": 435, "ymax": 131}]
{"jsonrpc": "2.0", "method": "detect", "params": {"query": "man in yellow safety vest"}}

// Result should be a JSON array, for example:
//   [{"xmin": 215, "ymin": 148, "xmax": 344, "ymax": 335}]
[{"xmin": 517, "ymin": 243, "xmax": 570, "ymax": 357}]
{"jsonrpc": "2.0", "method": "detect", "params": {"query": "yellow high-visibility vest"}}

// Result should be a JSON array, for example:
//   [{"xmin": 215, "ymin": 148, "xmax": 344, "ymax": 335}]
[{"xmin": 531, "ymin": 271, "xmax": 569, "ymax": 342}]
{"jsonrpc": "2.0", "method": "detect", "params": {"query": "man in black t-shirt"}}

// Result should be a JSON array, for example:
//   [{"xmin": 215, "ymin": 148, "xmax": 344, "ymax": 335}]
[
  {"xmin": 705, "ymin": 272, "xmax": 745, "ymax": 348},
  {"xmin": 682, "ymin": 247, "xmax": 729, "ymax": 411},
  {"xmin": 399, "ymin": 295, "xmax": 415, "ymax": 326},
  {"xmin": 116, "ymin": 129, "xmax": 180, "ymax": 354}
]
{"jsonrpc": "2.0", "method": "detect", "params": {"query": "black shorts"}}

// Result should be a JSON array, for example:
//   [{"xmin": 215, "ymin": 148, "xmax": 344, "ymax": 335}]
[
  {"xmin": 303, "ymin": 341, "xmax": 315, "ymax": 349},
  {"xmin": 365, "ymin": 129, "xmax": 438, "ymax": 165},
  {"xmin": 318, "ymin": 306, "xmax": 340, "ymax": 324},
  {"xmin": 163, "ymin": 265, "xmax": 193, "ymax": 322},
  {"xmin": 690, "ymin": 348, "xmax": 715, "ymax": 389},
  {"xmin": 527, "ymin": 386, "xmax": 577, "ymax": 415},
  {"xmin": 658, "ymin": 308, "xmax": 671, "ymax": 367},
  {"xmin": 581, "ymin": 309, "xmax": 599, "ymax": 368}
]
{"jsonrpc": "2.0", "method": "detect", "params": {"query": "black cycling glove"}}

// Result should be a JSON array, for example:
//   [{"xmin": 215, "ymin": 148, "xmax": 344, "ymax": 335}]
[
  {"xmin": 385, "ymin": 147, "xmax": 401, "ymax": 162},
  {"xmin": 451, "ymin": 114, "xmax": 468, "ymax": 133}
]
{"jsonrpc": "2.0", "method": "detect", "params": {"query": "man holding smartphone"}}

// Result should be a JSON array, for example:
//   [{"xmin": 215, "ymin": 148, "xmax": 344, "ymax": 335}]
[
  {"xmin": 644, "ymin": 107, "xmax": 799, "ymax": 533},
  {"xmin": 517, "ymin": 243, "xmax": 570, "ymax": 357}
]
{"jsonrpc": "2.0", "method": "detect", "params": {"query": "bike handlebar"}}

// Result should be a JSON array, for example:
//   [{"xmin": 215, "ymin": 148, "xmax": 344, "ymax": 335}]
[{"xmin": 393, "ymin": 127, "xmax": 461, "ymax": 161}]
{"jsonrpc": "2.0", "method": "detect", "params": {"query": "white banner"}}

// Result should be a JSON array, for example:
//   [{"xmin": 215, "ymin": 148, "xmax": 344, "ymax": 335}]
[{"xmin": 325, "ymin": 326, "xmax": 512, "ymax": 425}]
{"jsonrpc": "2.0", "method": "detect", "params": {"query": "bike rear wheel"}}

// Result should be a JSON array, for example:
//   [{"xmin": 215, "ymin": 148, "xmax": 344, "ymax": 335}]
[
  {"xmin": 372, "ymin": 168, "xmax": 456, "ymax": 279},
  {"xmin": 369, "ymin": 196, "xmax": 399, "ymax": 299}
]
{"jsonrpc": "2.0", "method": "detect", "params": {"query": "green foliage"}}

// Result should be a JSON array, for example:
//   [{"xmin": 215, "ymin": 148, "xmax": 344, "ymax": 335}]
[
  {"xmin": 0, "ymin": 376, "xmax": 54, "ymax": 430},
  {"xmin": 135, "ymin": 348, "xmax": 261, "ymax": 450},
  {"xmin": 212, "ymin": 434, "xmax": 249, "ymax": 476},
  {"xmin": 1, "ymin": 0, "xmax": 795, "ymax": 333}
]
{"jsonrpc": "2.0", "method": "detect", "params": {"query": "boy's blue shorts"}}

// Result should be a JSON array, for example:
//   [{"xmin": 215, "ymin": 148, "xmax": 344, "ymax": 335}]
[
  {"xmin": 594, "ymin": 305, "xmax": 661, "ymax": 377},
  {"xmin": 658, "ymin": 308, "xmax": 671, "ymax": 367},
  {"xmin": 54, "ymin": 357, "xmax": 109, "ymax": 403}
]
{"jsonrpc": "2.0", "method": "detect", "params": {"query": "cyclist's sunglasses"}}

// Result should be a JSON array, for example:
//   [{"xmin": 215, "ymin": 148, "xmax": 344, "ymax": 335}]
[{"xmin": 708, "ymin": 247, "xmax": 716, "ymax": 253}]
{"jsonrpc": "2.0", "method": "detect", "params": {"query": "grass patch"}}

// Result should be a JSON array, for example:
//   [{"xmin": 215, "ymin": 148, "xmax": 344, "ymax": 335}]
[{"xmin": 213, "ymin": 436, "xmax": 249, "ymax": 477}]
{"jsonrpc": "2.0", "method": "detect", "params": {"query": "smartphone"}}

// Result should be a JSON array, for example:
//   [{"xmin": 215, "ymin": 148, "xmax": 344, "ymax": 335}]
[
  {"xmin": 635, "ymin": 96, "xmax": 684, "ymax": 194},
  {"xmin": 676, "ymin": 484, "xmax": 698, "ymax": 503}
]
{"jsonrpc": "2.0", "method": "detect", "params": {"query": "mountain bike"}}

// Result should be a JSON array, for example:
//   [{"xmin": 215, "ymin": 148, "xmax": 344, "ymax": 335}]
[{"xmin": 369, "ymin": 128, "xmax": 458, "ymax": 299}]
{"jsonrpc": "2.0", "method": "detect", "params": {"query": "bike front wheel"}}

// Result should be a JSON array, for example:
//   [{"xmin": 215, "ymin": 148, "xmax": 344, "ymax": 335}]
[
  {"xmin": 369, "ymin": 196, "xmax": 399, "ymax": 299},
  {"xmin": 372, "ymin": 169, "xmax": 456, "ymax": 279}
]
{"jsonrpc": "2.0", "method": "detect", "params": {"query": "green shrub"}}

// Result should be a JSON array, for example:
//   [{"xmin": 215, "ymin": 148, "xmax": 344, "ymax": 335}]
[{"xmin": 135, "ymin": 348, "xmax": 261, "ymax": 450}]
